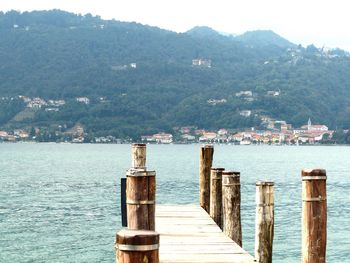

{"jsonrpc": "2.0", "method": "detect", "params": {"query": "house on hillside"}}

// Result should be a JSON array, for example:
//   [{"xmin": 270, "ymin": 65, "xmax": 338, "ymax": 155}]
[
  {"xmin": 199, "ymin": 132, "xmax": 217, "ymax": 142},
  {"xmin": 207, "ymin": 99, "xmax": 227, "ymax": 105},
  {"xmin": 181, "ymin": 134, "xmax": 196, "ymax": 141},
  {"xmin": 27, "ymin": 97, "xmax": 47, "ymax": 108},
  {"xmin": 192, "ymin": 59, "xmax": 211, "ymax": 68},
  {"xmin": 217, "ymin": 129, "xmax": 228, "ymax": 136},
  {"xmin": 141, "ymin": 135, "xmax": 156, "ymax": 143},
  {"xmin": 14, "ymin": 130, "xmax": 29, "ymax": 138},
  {"xmin": 239, "ymin": 110, "xmax": 251, "ymax": 117},
  {"xmin": 267, "ymin": 90, "xmax": 280, "ymax": 96},
  {"xmin": 301, "ymin": 118, "xmax": 328, "ymax": 131},
  {"xmin": 235, "ymin": 91, "xmax": 253, "ymax": 97},
  {"xmin": 152, "ymin": 133, "xmax": 173, "ymax": 144},
  {"xmin": 76, "ymin": 97, "xmax": 90, "ymax": 104}
]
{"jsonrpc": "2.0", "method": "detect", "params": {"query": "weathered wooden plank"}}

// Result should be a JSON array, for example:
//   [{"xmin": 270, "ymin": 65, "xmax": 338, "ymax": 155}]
[
  {"xmin": 159, "ymin": 253, "xmax": 254, "ymax": 263},
  {"xmin": 156, "ymin": 204, "xmax": 255, "ymax": 263}
]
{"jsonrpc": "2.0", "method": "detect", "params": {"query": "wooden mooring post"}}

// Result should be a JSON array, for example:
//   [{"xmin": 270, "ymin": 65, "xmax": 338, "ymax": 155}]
[
  {"xmin": 199, "ymin": 144, "xmax": 214, "ymax": 213},
  {"xmin": 126, "ymin": 143, "xmax": 156, "ymax": 230},
  {"xmin": 255, "ymin": 181, "xmax": 274, "ymax": 263},
  {"xmin": 126, "ymin": 169, "xmax": 156, "ymax": 230},
  {"xmin": 116, "ymin": 229, "xmax": 159, "ymax": 263},
  {"xmin": 222, "ymin": 171, "xmax": 242, "ymax": 246},
  {"xmin": 210, "ymin": 167, "xmax": 224, "ymax": 229},
  {"xmin": 301, "ymin": 169, "xmax": 327, "ymax": 263}
]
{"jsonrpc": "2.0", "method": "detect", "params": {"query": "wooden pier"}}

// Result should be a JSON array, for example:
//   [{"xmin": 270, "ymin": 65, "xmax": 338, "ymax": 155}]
[
  {"xmin": 156, "ymin": 204, "xmax": 255, "ymax": 263},
  {"xmin": 115, "ymin": 144, "xmax": 328, "ymax": 263}
]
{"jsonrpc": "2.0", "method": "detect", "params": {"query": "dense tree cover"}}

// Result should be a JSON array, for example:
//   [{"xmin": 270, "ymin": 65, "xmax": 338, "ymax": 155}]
[
  {"xmin": 1, "ymin": 10, "xmax": 350, "ymax": 137},
  {"xmin": 0, "ymin": 98, "xmax": 25, "ymax": 125}
]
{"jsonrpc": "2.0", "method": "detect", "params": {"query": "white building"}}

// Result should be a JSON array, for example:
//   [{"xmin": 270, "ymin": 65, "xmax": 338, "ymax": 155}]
[
  {"xmin": 217, "ymin": 129, "xmax": 228, "ymax": 136},
  {"xmin": 235, "ymin": 91, "xmax": 253, "ymax": 97},
  {"xmin": 239, "ymin": 110, "xmax": 252, "ymax": 117},
  {"xmin": 153, "ymin": 133, "xmax": 173, "ymax": 144},
  {"xmin": 192, "ymin": 59, "xmax": 211, "ymax": 68},
  {"xmin": 76, "ymin": 97, "xmax": 90, "ymax": 104}
]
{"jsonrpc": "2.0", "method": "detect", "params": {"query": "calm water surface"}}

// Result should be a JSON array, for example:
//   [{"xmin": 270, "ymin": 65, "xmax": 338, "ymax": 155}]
[{"xmin": 0, "ymin": 143, "xmax": 349, "ymax": 262}]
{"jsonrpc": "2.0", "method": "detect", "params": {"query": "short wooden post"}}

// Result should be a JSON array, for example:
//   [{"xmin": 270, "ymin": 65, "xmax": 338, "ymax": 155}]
[
  {"xmin": 199, "ymin": 144, "xmax": 214, "ymax": 213},
  {"xmin": 301, "ymin": 169, "xmax": 327, "ymax": 263},
  {"xmin": 222, "ymin": 171, "xmax": 242, "ymax": 246},
  {"xmin": 210, "ymin": 167, "xmax": 224, "ymax": 229},
  {"xmin": 255, "ymin": 181, "xmax": 274, "ymax": 263},
  {"xmin": 116, "ymin": 229, "xmax": 159, "ymax": 263},
  {"xmin": 132, "ymin": 143, "xmax": 146, "ymax": 169},
  {"xmin": 126, "ymin": 169, "xmax": 156, "ymax": 230}
]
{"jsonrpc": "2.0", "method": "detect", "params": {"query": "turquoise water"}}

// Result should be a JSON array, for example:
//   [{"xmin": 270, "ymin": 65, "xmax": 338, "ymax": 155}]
[{"xmin": 0, "ymin": 143, "xmax": 349, "ymax": 262}]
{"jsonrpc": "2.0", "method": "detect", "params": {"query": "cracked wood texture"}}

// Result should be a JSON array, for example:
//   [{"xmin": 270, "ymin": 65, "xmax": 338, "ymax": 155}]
[
  {"xmin": 210, "ymin": 167, "xmax": 224, "ymax": 229},
  {"xmin": 222, "ymin": 171, "xmax": 242, "ymax": 246},
  {"xmin": 302, "ymin": 169, "xmax": 327, "ymax": 263},
  {"xmin": 116, "ymin": 229, "xmax": 159, "ymax": 263},
  {"xmin": 131, "ymin": 143, "xmax": 146, "ymax": 169},
  {"xmin": 126, "ymin": 169, "xmax": 156, "ymax": 231},
  {"xmin": 199, "ymin": 145, "xmax": 214, "ymax": 213},
  {"xmin": 255, "ymin": 181, "xmax": 274, "ymax": 263}
]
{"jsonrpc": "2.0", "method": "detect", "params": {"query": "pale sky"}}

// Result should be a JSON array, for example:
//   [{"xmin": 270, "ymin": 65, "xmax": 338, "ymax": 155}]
[{"xmin": 1, "ymin": 0, "xmax": 350, "ymax": 51}]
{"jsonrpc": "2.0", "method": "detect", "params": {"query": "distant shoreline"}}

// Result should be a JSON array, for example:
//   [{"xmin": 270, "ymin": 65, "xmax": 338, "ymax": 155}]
[{"xmin": 0, "ymin": 141, "xmax": 348, "ymax": 146}]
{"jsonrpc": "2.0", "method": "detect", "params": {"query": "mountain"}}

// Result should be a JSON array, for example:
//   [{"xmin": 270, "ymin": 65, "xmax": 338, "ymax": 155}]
[
  {"xmin": 186, "ymin": 26, "xmax": 223, "ymax": 38},
  {"xmin": 1, "ymin": 10, "xmax": 350, "ymax": 139},
  {"xmin": 235, "ymin": 30, "xmax": 296, "ymax": 48}
]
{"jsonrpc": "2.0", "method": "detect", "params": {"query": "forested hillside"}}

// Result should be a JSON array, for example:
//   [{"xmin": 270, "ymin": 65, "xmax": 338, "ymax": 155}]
[{"xmin": 1, "ymin": 10, "xmax": 350, "ymax": 138}]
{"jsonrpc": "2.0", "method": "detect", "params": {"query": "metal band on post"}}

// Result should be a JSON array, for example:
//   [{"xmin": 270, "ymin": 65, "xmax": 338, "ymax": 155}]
[
  {"xmin": 116, "ymin": 244, "xmax": 159, "ymax": 252},
  {"xmin": 116, "ymin": 229, "xmax": 159, "ymax": 263},
  {"xmin": 302, "ymin": 197, "xmax": 326, "ymax": 202},
  {"xmin": 126, "ymin": 144, "xmax": 156, "ymax": 231},
  {"xmin": 302, "ymin": 175, "xmax": 327, "ymax": 181},
  {"xmin": 222, "ymin": 183, "xmax": 241, "ymax": 186},
  {"xmin": 126, "ymin": 200, "xmax": 156, "ymax": 205},
  {"xmin": 126, "ymin": 170, "xmax": 156, "ymax": 177}
]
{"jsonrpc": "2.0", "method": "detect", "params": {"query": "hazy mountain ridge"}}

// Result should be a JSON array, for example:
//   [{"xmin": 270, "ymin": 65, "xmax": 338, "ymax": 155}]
[
  {"xmin": 1, "ymin": 10, "xmax": 350, "ymax": 138},
  {"xmin": 235, "ymin": 30, "xmax": 296, "ymax": 48}
]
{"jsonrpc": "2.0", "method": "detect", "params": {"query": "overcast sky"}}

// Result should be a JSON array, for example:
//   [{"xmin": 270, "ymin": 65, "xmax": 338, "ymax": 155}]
[{"xmin": 1, "ymin": 0, "xmax": 350, "ymax": 51}]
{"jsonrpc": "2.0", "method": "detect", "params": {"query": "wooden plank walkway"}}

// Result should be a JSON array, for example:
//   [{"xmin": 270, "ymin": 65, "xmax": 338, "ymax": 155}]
[{"xmin": 156, "ymin": 204, "xmax": 255, "ymax": 263}]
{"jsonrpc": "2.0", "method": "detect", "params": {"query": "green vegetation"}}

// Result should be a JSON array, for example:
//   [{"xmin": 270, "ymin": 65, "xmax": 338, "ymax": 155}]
[
  {"xmin": 0, "ymin": 98, "xmax": 25, "ymax": 125},
  {"xmin": 1, "ymin": 10, "xmax": 350, "ymax": 138}
]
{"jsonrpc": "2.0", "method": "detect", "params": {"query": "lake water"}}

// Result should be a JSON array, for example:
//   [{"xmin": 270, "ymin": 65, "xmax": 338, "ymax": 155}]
[{"xmin": 0, "ymin": 143, "xmax": 349, "ymax": 262}]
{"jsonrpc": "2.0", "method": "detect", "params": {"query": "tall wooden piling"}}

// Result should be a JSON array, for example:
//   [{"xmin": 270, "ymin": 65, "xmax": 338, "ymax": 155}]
[
  {"xmin": 301, "ymin": 169, "xmax": 327, "ymax": 263},
  {"xmin": 210, "ymin": 167, "xmax": 224, "ymax": 229},
  {"xmin": 255, "ymin": 181, "xmax": 274, "ymax": 263},
  {"xmin": 222, "ymin": 171, "xmax": 242, "ymax": 246},
  {"xmin": 126, "ymin": 169, "xmax": 156, "ymax": 230},
  {"xmin": 199, "ymin": 144, "xmax": 214, "ymax": 213},
  {"xmin": 131, "ymin": 143, "xmax": 146, "ymax": 169},
  {"xmin": 116, "ymin": 229, "xmax": 159, "ymax": 263}
]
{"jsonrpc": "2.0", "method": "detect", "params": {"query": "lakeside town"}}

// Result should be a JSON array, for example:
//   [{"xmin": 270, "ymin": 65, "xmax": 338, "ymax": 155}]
[
  {"xmin": 142, "ymin": 118, "xmax": 335, "ymax": 145},
  {"xmin": 0, "ymin": 117, "xmax": 341, "ymax": 145},
  {"xmin": 0, "ymin": 95, "xmax": 347, "ymax": 145}
]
